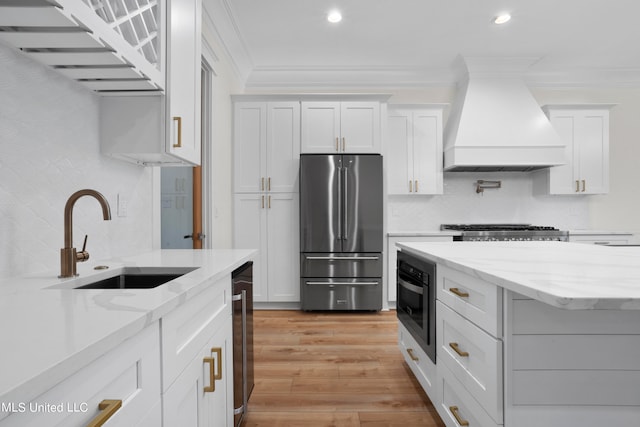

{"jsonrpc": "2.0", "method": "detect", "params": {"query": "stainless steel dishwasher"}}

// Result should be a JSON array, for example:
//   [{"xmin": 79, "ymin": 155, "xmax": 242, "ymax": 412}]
[{"xmin": 232, "ymin": 262, "xmax": 254, "ymax": 427}]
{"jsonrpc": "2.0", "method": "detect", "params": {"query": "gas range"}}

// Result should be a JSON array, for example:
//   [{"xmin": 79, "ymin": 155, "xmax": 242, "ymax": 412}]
[{"xmin": 441, "ymin": 224, "xmax": 569, "ymax": 242}]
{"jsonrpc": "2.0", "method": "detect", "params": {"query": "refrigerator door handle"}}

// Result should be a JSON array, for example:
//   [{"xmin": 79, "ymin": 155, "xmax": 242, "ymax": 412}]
[
  {"xmin": 343, "ymin": 166, "xmax": 348, "ymax": 240},
  {"xmin": 306, "ymin": 256, "xmax": 380, "ymax": 261},
  {"xmin": 306, "ymin": 281, "xmax": 379, "ymax": 286},
  {"xmin": 337, "ymin": 165, "xmax": 343, "ymax": 240}
]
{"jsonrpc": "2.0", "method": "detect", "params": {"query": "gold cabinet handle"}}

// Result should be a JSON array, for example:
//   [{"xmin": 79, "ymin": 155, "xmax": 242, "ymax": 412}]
[
  {"xmin": 172, "ymin": 116, "xmax": 182, "ymax": 148},
  {"xmin": 268, "ymin": 177, "xmax": 271, "ymax": 191},
  {"xmin": 204, "ymin": 347, "xmax": 223, "ymax": 393},
  {"xmin": 261, "ymin": 195, "xmax": 265, "ymax": 209},
  {"xmin": 342, "ymin": 137, "xmax": 346, "ymax": 151},
  {"xmin": 581, "ymin": 179, "xmax": 586, "ymax": 192},
  {"xmin": 87, "ymin": 399, "xmax": 122, "ymax": 427},
  {"xmin": 268, "ymin": 195, "xmax": 271, "ymax": 209},
  {"xmin": 449, "ymin": 342, "xmax": 469, "ymax": 357},
  {"xmin": 406, "ymin": 348, "xmax": 419, "ymax": 361},
  {"xmin": 449, "ymin": 287, "xmax": 469, "ymax": 298},
  {"xmin": 261, "ymin": 177, "xmax": 264, "ymax": 191},
  {"xmin": 575, "ymin": 180, "xmax": 580, "ymax": 192},
  {"xmin": 335, "ymin": 137, "xmax": 339, "ymax": 152},
  {"xmin": 449, "ymin": 406, "xmax": 470, "ymax": 426},
  {"xmin": 415, "ymin": 180, "xmax": 419, "ymax": 192},
  {"xmin": 409, "ymin": 180, "xmax": 413, "ymax": 192}
]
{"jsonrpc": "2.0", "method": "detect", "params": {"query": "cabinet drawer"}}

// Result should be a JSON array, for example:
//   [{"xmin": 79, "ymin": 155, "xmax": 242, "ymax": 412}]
[
  {"xmin": 437, "ymin": 265, "xmax": 502, "ymax": 337},
  {"xmin": 398, "ymin": 322, "xmax": 437, "ymax": 397},
  {"xmin": 437, "ymin": 301, "xmax": 503, "ymax": 423},
  {"xmin": 162, "ymin": 275, "xmax": 231, "ymax": 391},
  {"xmin": 437, "ymin": 364, "xmax": 500, "ymax": 427},
  {"xmin": 0, "ymin": 323, "xmax": 160, "ymax": 427}
]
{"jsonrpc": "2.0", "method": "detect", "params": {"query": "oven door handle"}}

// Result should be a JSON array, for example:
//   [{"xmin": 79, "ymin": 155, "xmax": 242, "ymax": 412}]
[{"xmin": 398, "ymin": 277, "xmax": 424, "ymax": 295}]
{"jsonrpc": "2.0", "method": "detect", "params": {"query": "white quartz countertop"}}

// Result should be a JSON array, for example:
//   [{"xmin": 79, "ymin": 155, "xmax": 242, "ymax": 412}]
[
  {"xmin": 396, "ymin": 241, "xmax": 640, "ymax": 310},
  {"xmin": 0, "ymin": 249, "xmax": 255, "ymax": 408}
]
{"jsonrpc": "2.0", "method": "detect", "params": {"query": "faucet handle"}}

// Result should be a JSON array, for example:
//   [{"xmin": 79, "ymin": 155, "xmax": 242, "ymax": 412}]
[{"xmin": 76, "ymin": 234, "xmax": 90, "ymax": 262}]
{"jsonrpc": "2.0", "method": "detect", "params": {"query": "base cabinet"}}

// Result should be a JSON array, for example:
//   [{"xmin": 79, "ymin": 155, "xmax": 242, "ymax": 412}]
[
  {"xmin": 0, "ymin": 275, "xmax": 238, "ymax": 427},
  {"xmin": 163, "ymin": 316, "xmax": 233, "ymax": 427},
  {"xmin": 0, "ymin": 323, "xmax": 161, "ymax": 427},
  {"xmin": 400, "ymin": 254, "xmax": 640, "ymax": 427},
  {"xmin": 233, "ymin": 193, "xmax": 299, "ymax": 302},
  {"xmin": 398, "ymin": 323, "xmax": 437, "ymax": 398}
]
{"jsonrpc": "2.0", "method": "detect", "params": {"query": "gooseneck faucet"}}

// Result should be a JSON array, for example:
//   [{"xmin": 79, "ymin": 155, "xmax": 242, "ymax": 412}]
[{"xmin": 59, "ymin": 189, "xmax": 112, "ymax": 278}]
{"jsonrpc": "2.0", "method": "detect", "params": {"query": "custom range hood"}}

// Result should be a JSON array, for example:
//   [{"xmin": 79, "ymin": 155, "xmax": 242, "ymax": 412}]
[{"xmin": 444, "ymin": 57, "xmax": 566, "ymax": 172}]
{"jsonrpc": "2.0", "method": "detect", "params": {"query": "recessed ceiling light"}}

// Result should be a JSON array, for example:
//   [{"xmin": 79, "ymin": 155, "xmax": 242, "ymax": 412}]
[
  {"xmin": 327, "ymin": 10, "xmax": 342, "ymax": 23},
  {"xmin": 494, "ymin": 13, "xmax": 511, "ymax": 24}
]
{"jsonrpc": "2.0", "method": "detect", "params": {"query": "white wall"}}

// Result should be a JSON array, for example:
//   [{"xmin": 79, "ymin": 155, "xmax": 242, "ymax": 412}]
[
  {"xmin": 0, "ymin": 45, "xmax": 154, "ymax": 279},
  {"xmin": 202, "ymin": 18, "xmax": 244, "ymax": 249}
]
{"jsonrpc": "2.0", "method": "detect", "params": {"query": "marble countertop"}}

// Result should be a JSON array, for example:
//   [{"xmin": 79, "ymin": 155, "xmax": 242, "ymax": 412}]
[
  {"xmin": 0, "ymin": 249, "xmax": 255, "ymax": 409},
  {"xmin": 396, "ymin": 241, "xmax": 640, "ymax": 310}
]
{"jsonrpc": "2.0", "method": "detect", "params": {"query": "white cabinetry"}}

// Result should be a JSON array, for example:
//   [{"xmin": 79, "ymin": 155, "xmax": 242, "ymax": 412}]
[
  {"xmin": 435, "ymin": 265, "xmax": 503, "ymax": 427},
  {"xmin": 233, "ymin": 101, "xmax": 301, "ymax": 193},
  {"xmin": 398, "ymin": 322, "xmax": 437, "ymax": 398},
  {"xmin": 536, "ymin": 105, "xmax": 614, "ymax": 195},
  {"xmin": 301, "ymin": 101, "xmax": 381, "ymax": 153},
  {"xmin": 387, "ymin": 105, "xmax": 445, "ymax": 195},
  {"xmin": 0, "ymin": 323, "xmax": 161, "ymax": 427},
  {"xmin": 233, "ymin": 193, "xmax": 299, "ymax": 302},
  {"xmin": 100, "ymin": 0, "xmax": 202, "ymax": 166},
  {"xmin": 0, "ymin": 0, "xmax": 163, "ymax": 92},
  {"xmin": 387, "ymin": 234, "xmax": 453, "ymax": 302},
  {"xmin": 162, "ymin": 275, "xmax": 234, "ymax": 426},
  {"xmin": 232, "ymin": 98, "xmax": 300, "ymax": 303},
  {"xmin": 568, "ymin": 232, "xmax": 634, "ymax": 245}
]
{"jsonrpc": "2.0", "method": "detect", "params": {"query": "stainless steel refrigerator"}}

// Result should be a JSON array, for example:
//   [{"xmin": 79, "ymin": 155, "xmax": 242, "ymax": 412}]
[{"xmin": 300, "ymin": 154, "xmax": 383, "ymax": 311}]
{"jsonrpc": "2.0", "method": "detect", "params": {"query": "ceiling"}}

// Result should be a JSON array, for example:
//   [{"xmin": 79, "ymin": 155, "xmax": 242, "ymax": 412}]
[{"xmin": 203, "ymin": 0, "xmax": 640, "ymax": 89}]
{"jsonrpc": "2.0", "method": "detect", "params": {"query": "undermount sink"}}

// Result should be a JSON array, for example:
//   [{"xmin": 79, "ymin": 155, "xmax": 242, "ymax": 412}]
[{"xmin": 51, "ymin": 267, "xmax": 199, "ymax": 290}]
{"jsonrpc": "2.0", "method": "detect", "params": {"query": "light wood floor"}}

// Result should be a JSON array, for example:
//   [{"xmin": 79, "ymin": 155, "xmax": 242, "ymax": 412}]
[{"xmin": 241, "ymin": 310, "xmax": 446, "ymax": 427}]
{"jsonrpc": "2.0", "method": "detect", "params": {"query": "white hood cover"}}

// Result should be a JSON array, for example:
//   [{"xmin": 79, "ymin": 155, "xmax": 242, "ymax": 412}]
[{"xmin": 444, "ymin": 57, "xmax": 566, "ymax": 171}]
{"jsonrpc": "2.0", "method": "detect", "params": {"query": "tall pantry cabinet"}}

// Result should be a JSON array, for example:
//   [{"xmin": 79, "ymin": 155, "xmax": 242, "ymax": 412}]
[{"xmin": 232, "ymin": 99, "xmax": 300, "ymax": 302}]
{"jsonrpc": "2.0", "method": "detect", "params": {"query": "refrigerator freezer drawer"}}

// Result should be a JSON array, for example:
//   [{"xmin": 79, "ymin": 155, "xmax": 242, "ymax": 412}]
[
  {"xmin": 301, "ymin": 278, "xmax": 382, "ymax": 311},
  {"xmin": 301, "ymin": 253, "xmax": 383, "ymax": 278}
]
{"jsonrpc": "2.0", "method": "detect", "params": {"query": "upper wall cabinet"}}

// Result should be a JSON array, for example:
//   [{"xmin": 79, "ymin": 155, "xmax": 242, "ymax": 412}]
[
  {"xmin": 100, "ymin": 0, "xmax": 202, "ymax": 166},
  {"xmin": 1, "ymin": 0, "xmax": 202, "ymax": 166},
  {"xmin": 0, "ymin": 0, "xmax": 165, "ymax": 92},
  {"xmin": 233, "ymin": 100, "xmax": 301, "ymax": 193},
  {"xmin": 301, "ymin": 100, "xmax": 382, "ymax": 153},
  {"xmin": 387, "ymin": 105, "xmax": 445, "ymax": 195},
  {"xmin": 536, "ymin": 105, "xmax": 614, "ymax": 195}
]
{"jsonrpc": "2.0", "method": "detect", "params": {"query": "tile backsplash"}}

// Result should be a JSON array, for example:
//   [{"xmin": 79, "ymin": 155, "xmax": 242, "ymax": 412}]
[
  {"xmin": 0, "ymin": 45, "xmax": 154, "ymax": 279},
  {"xmin": 388, "ymin": 172, "xmax": 589, "ymax": 231}
]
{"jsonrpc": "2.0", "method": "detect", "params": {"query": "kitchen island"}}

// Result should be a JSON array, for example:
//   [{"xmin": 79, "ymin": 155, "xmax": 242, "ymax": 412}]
[
  {"xmin": 0, "ymin": 249, "xmax": 255, "ymax": 426},
  {"xmin": 396, "ymin": 241, "xmax": 640, "ymax": 427}
]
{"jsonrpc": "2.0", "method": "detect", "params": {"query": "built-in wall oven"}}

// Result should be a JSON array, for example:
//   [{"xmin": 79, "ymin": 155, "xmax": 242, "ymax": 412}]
[{"xmin": 397, "ymin": 250, "xmax": 436, "ymax": 364}]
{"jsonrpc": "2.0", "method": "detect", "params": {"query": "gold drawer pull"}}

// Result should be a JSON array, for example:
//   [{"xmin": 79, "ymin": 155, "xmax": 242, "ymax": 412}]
[
  {"xmin": 449, "ymin": 405, "xmax": 470, "ymax": 426},
  {"xmin": 449, "ymin": 287, "xmax": 469, "ymax": 298},
  {"xmin": 87, "ymin": 399, "xmax": 122, "ymax": 427},
  {"xmin": 449, "ymin": 342, "xmax": 469, "ymax": 357},
  {"xmin": 406, "ymin": 348, "xmax": 419, "ymax": 361},
  {"xmin": 203, "ymin": 347, "xmax": 223, "ymax": 393},
  {"xmin": 172, "ymin": 116, "xmax": 182, "ymax": 148}
]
